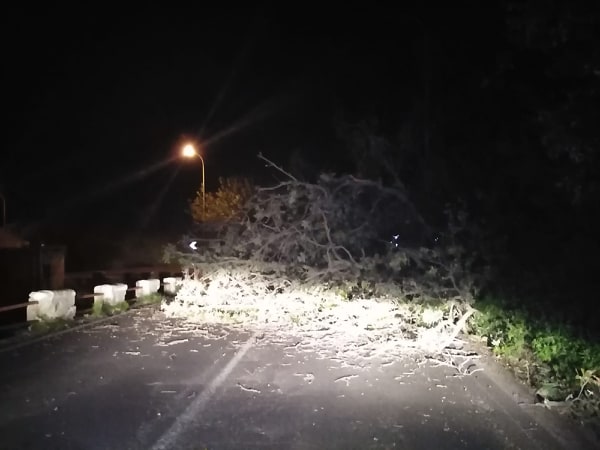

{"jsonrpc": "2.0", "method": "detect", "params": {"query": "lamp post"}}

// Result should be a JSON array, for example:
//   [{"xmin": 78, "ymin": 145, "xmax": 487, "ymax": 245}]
[{"xmin": 182, "ymin": 143, "xmax": 205, "ymax": 218}]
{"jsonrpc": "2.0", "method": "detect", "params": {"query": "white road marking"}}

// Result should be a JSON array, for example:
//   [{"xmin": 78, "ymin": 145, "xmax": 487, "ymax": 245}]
[{"xmin": 149, "ymin": 331, "xmax": 257, "ymax": 450}]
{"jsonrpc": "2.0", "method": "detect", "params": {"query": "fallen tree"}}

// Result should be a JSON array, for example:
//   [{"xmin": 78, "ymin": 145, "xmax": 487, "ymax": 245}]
[
  {"xmin": 162, "ymin": 154, "xmax": 486, "ymax": 356},
  {"xmin": 167, "ymin": 154, "xmax": 481, "ymax": 303}
]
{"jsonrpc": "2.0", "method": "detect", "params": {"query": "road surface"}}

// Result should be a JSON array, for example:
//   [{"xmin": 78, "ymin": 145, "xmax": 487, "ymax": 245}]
[{"xmin": 0, "ymin": 306, "xmax": 596, "ymax": 449}]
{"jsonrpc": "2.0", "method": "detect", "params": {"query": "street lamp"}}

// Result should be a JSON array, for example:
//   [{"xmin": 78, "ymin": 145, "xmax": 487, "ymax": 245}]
[{"xmin": 182, "ymin": 143, "xmax": 205, "ymax": 218}]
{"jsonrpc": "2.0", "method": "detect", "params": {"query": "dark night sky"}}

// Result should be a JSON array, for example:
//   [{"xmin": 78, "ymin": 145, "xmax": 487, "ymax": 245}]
[{"xmin": 1, "ymin": 5, "xmax": 504, "ymax": 235}]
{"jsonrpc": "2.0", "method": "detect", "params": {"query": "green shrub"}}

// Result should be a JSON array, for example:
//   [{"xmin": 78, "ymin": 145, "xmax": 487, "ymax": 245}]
[
  {"xmin": 471, "ymin": 295, "xmax": 600, "ymax": 401},
  {"xmin": 92, "ymin": 300, "xmax": 129, "ymax": 317},
  {"xmin": 472, "ymin": 297, "xmax": 529, "ymax": 359},
  {"xmin": 134, "ymin": 293, "xmax": 163, "ymax": 306},
  {"xmin": 29, "ymin": 317, "xmax": 72, "ymax": 334}
]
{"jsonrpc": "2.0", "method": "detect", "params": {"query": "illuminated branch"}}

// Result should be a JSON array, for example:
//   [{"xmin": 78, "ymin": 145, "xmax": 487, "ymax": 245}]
[{"xmin": 258, "ymin": 153, "xmax": 297, "ymax": 181}]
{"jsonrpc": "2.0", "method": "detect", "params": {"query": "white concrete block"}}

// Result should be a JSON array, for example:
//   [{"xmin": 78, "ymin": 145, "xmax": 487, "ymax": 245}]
[
  {"xmin": 94, "ymin": 284, "xmax": 128, "ymax": 306},
  {"xmin": 53, "ymin": 289, "xmax": 76, "ymax": 320},
  {"xmin": 136, "ymin": 279, "xmax": 160, "ymax": 297},
  {"xmin": 26, "ymin": 303, "xmax": 38, "ymax": 322},
  {"xmin": 94, "ymin": 284, "xmax": 113, "ymax": 309},
  {"xmin": 27, "ymin": 290, "xmax": 75, "ymax": 320},
  {"xmin": 163, "ymin": 277, "xmax": 178, "ymax": 294},
  {"xmin": 135, "ymin": 280, "xmax": 150, "ymax": 297},
  {"xmin": 94, "ymin": 284, "xmax": 114, "ymax": 300},
  {"xmin": 27, "ymin": 290, "xmax": 53, "ymax": 321},
  {"xmin": 31, "ymin": 290, "xmax": 55, "ymax": 319},
  {"xmin": 112, "ymin": 283, "xmax": 128, "ymax": 304},
  {"xmin": 148, "ymin": 278, "xmax": 160, "ymax": 294}
]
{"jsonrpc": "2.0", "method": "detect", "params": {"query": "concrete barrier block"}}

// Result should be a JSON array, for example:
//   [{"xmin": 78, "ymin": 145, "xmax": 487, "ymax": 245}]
[
  {"xmin": 135, "ymin": 280, "xmax": 150, "ymax": 298},
  {"xmin": 27, "ymin": 290, "xmax": 75, "ymax": 320},
  {"xmin": 148, "ymin": 278, "xmax": 160, "ymax": 294},
  {"xmin": 163, "ymin": 277, "xmax": 184, "ymax": 294},
  {"xmin": 27, "ymin": 290, "xmax": 53, "ymax": 321},
  {"xmin": 163, "ymin": 277, "xmax": 177, "ymax": 294},
  {"xmin": 26, "ymin": 303, "xmax": 38, "ymax": 322},
  {"xmin": 94, "ymin": 284, "xmax": 114, "ymax": 300},
  {"xmin": 136, "ymin": 279, "xmax": 160, "ymax": 298},
  {"xmin": 30, "ymin": 290, "xmax": 55, "ymax": 319},
  {"xmin": 112, "ymin": 283, "xmax": 128, "ymax": 303},
  {"xmin": 53, "ymin": 289, "xmax": 76, "ymax": 320},
  {"xmin": 94, "ymin": 284, "xmax": 113, "ymax": 309}
]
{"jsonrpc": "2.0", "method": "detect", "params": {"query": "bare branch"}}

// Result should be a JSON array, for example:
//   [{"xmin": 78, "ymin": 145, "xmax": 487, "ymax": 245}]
[{"xmin": 258, "ymin": 153, "xmax": 297, "ymax": 181}]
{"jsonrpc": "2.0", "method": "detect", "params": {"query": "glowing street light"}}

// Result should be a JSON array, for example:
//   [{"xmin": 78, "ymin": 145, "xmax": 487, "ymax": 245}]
[{"xmin": 181, "ymin": 143, "xmax": 205, "ymax": 218}]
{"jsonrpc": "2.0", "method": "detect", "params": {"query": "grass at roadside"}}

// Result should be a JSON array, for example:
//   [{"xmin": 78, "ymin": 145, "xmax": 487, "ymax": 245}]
[
  {"xmin": 469, "ymin": 295, "xmax": 600, "ymax": 421},
  {"xmin": 29, "ymin": 317, "xmax": 73, "ymax": 335},
  {"xmin": 132, "ymin": 292, "xmax": 163, "ymax": 306}
]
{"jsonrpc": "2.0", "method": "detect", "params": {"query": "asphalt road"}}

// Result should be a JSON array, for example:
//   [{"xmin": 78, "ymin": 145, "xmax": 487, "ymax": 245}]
[{"xmin": 0, "ymin": 307, "xmax": 596, "ymax": 450}]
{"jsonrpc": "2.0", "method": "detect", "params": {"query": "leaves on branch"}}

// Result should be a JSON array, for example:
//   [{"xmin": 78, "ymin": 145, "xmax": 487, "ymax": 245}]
[{"xmin": 190, "ymin": 176, "xmax": 255, "ymax": 223}]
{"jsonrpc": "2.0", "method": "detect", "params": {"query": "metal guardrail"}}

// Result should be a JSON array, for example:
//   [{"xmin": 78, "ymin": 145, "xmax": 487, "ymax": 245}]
[
  {"xmin": 77, "ymin": 287, "xmax": 139, "ymax": 300},
  {"xmin": 0, "ymin": 266, "xmax": 181, "ymax": 318},
  {"xmin": 0, "ymin": 301, "xmax": 39, "ymax": 314}
]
